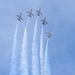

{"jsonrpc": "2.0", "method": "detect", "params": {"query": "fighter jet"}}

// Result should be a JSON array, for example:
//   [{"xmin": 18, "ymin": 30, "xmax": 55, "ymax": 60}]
[
  {"xmin": 46, "ymin": 30, "xmax": 53, "ymax": 38},
  {"xmin": 41, "ymin": 16, "xmax": 48, "ymax": 25},
  {"xmin": 16, "ymin": 12, "xmax": 23, "ymax": 22},
  {"xmin": 27, "ymin": 9, "xmax": 34, "ymax": 18},
  {"xmin": 35, "ymin": 8, "xmax": 43, "ymax": 16}
]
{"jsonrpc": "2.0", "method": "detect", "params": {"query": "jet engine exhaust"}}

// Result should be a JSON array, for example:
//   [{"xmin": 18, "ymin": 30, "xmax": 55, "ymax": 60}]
[
  {"xmin": 9, "ymin": 22, "xmax": 20, "ymax": 75},
  {"xmin": 40, "ymin": 27, "xmax": 44, "ymax": 75},
  {"xmin": 44, "ymin": 39, "xmax": 51, "ymax": 75},
  {"xmin": 19, "ymin": 18, "xmax": 30, "ymax": 75},
  {"xmin": 32, "ymin": 17, "xmax": 40, "ymax": 75}
]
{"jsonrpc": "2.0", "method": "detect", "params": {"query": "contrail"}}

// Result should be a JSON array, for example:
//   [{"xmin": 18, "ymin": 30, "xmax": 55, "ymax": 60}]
[
  {"xmin": 9, "ymin": 22, "xmax": 19, "ymax": 75},
  {"xmin": 19, "ymin": 18, "xmax": 30, "ymax": 75},
  {"xmin": 40, "ymin": 27, "xmax": 44, "ymax": 75},
  {"xmin": 44, "ymin": 39, "xmax": 51, "ymax": 75},
  {"xmin": 32, "ymin": 17, "xmax": 40, "ymax": 75}
]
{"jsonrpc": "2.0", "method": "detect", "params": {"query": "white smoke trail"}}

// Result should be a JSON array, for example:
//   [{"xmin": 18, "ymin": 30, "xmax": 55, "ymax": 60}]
[
  {"xmin": 44, "ymin": 39, "xmax": 51, "ymax": 75},
  {"xmin": 32, "ymin": 17, "xmax": 40, "ymax": 75},
  {"xmin": 9, "ymin": 22, "xmax": 19, "ymax": 75},
  {"xmin": 40, "ymin": 27, "xmax": 44, "ymax": 75},
  {"xmin": 19, "ymin": 18, "xmax": 29, "ymax": 75}
]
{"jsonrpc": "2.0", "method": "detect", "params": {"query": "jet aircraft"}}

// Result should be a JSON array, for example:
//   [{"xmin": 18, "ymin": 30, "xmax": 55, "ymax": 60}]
[
  {"xmin": 35, "ymin": 8, "xmax": 43, "ymax": 16},
  {"xmin": 27, "ymin": 9, "xmax": 34, "ymax": 18},
  {"xmin": 41, "ymin": 16, "xmax": 48, "ymax": 25},
  {"xmin": 46, "ymin": 30, "xmax": 53, "ymax": 38},
  {"xmin": 16, "ymin": 12, "xmax": 23, "ymax": 21}
]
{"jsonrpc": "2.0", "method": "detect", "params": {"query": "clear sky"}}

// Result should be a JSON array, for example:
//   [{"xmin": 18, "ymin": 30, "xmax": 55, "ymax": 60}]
[{"xmin": 0, "ymin": 0, "xmax": 75, "ymax": 75}]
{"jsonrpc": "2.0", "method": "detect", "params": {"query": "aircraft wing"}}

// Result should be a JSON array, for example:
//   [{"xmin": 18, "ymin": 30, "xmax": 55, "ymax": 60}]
[
  {"xmin": 39, "ymin": 12, "xmax": 43, "ymax": 15},
  {"xmin": 16, "ymin": 15, "xmax": 19, "ymax": 17},
  {"xmin": 51, "ymin": 34, "xmax": 53, "ymax": 37},
  {"xmin": 27, "ymin": 11, "xmax": 30, "ymax": 13},
  {"xmin": 45, "ymin": 21, "xmax": 48, "ymax": 24},
  {"xmin": 35, "ymin": 10, "xmax": 38, "ymax": 12}
]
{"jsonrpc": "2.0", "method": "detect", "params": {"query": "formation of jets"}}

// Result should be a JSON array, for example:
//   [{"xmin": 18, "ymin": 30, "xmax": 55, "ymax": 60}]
[{"xmin": 16, "ymin": 8, "xmax": 53, "ymax": 38}]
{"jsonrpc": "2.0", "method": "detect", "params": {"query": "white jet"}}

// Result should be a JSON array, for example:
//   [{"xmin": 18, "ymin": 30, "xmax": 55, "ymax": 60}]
[
  {"xmin": 27, "ymin": 9, "xmax": 34, "ymax": 18},
  {"xmin": 41, "ymin": 16, "xmax": 48, "ymax": 25},
  {"xmin": 35, "ymin": 8, "xmax": 43, "ymax": 16},
  {"xmin": 16, "ymin": 12, "xmax": 23, "ymax": 22},
  {"xmin": 46, "ymin": 29, "xmax": 53, "ymax": 38}
]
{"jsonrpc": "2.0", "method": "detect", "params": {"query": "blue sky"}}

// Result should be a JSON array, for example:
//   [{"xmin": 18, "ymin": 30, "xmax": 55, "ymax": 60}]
[{"xmin": 0, "ymin": 0, "xmax": 75, "ymax": 75}]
